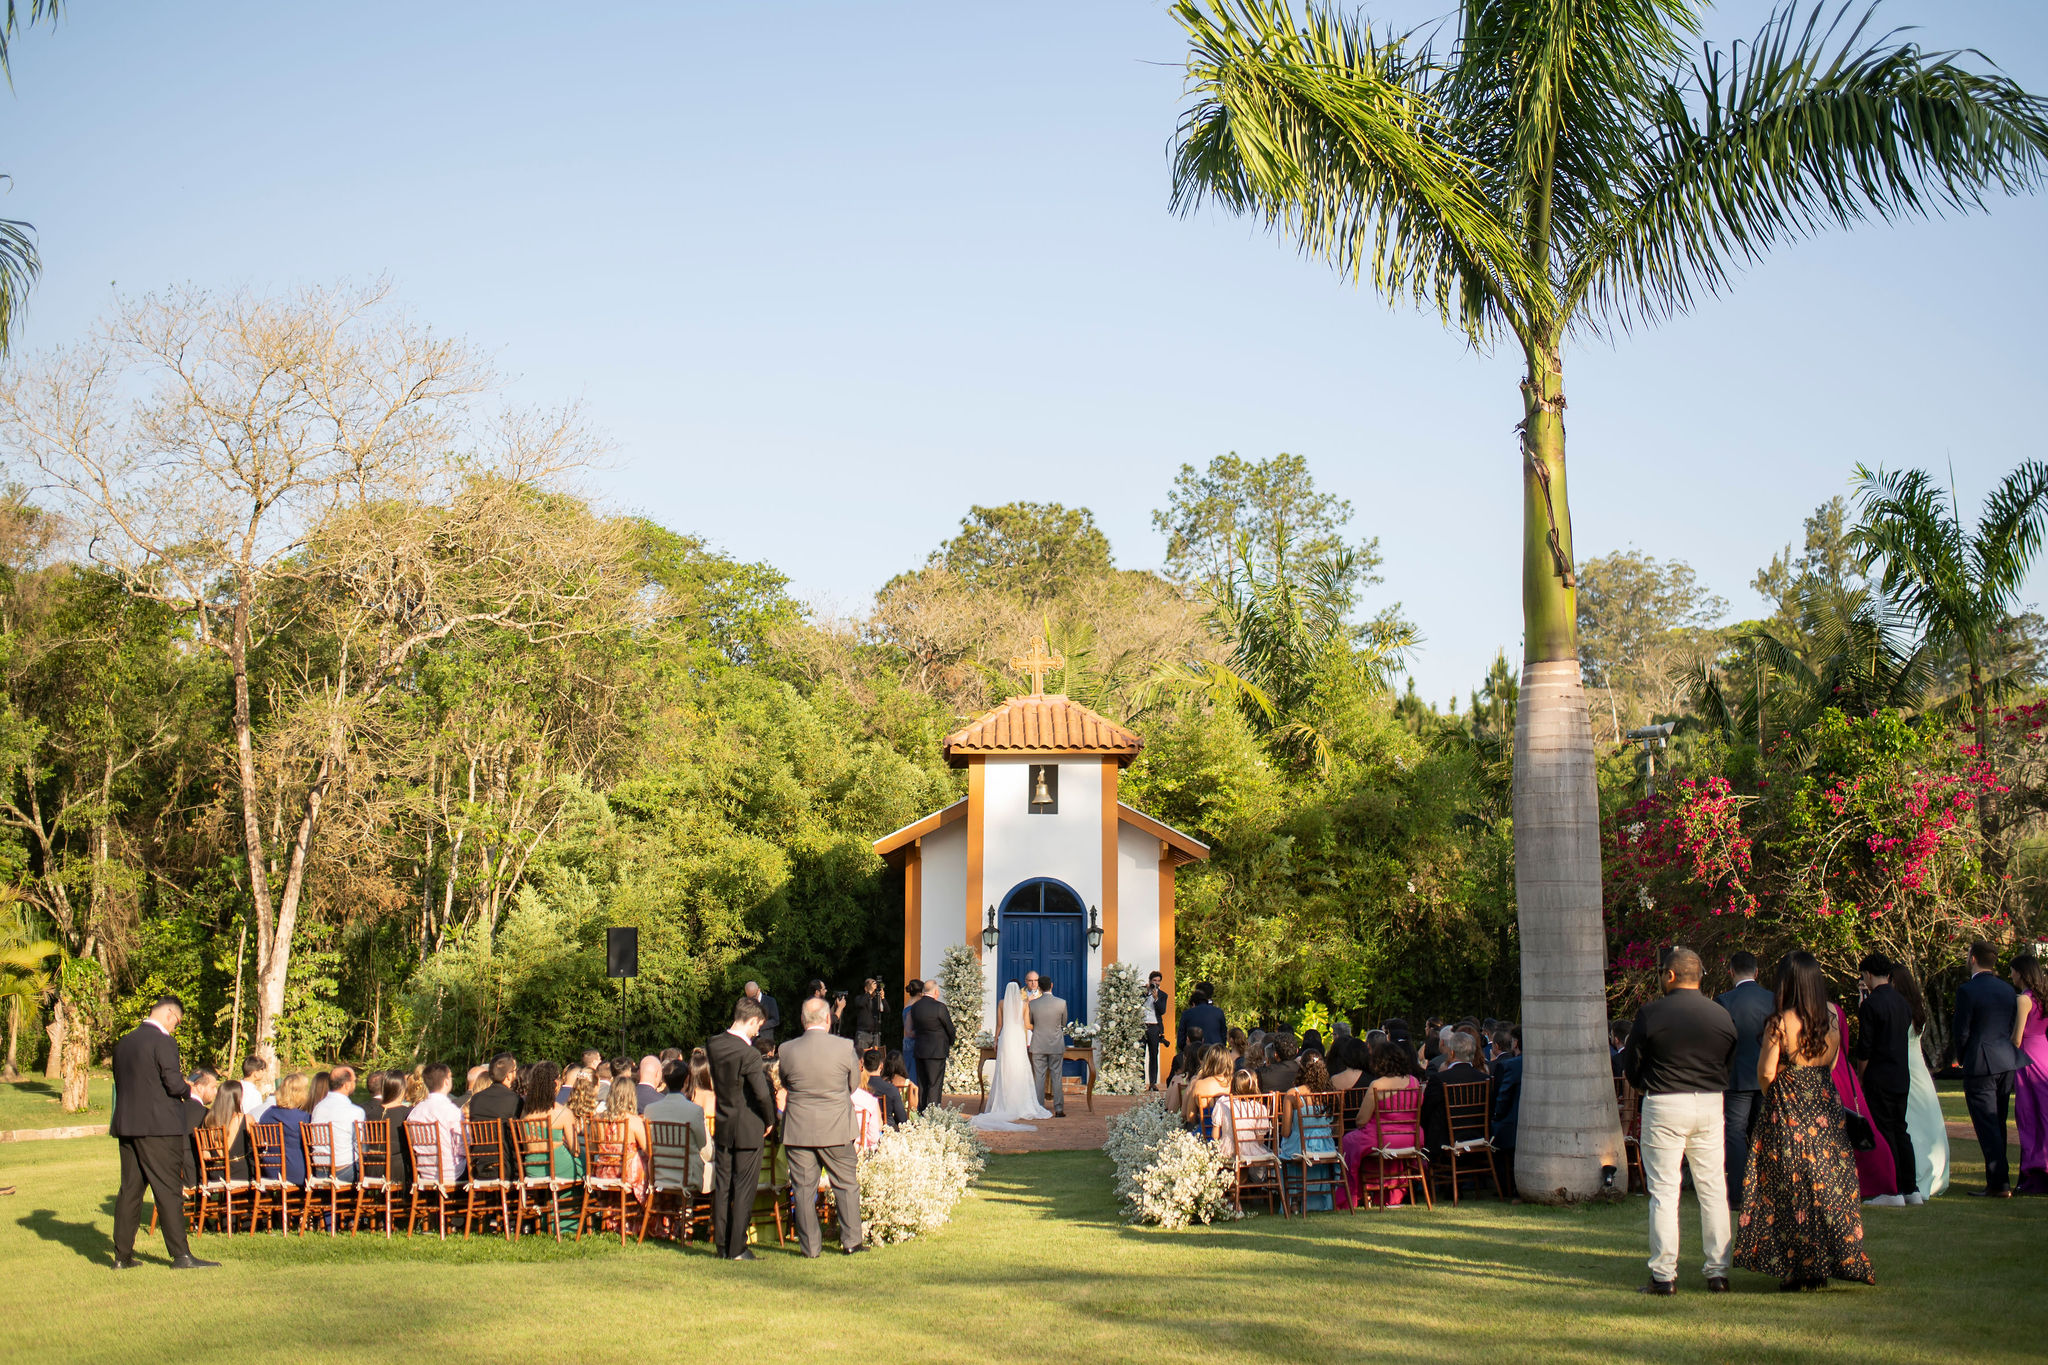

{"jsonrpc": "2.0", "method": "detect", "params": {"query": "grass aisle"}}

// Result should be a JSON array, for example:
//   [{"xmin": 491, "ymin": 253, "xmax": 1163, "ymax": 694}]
[{"xmin": 1, "ymin": 1127, "xmax": 2039, "ymax": 1365}]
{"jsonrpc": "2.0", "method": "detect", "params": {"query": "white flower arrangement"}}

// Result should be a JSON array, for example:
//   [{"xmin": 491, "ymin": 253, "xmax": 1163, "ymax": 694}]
[
  {"xmin": 1091, "ymin": 961, "xmax": 1147, "ymax": 1095},
  {"xmin": 973, "ymin": 1029, "xmax": 995, "ymax": 1050},
  {"xmin": 1104, "ymin": 1099, "xmax": 1239, "ymax": 1228},
  {"xmin": 1062, "ymin": 1020, "xmax": 1100, "ymax": 1044},
  {"xmin": 856, "ymin": 1105, "xmax": 990, "ymax": 1246},
  {"xmin": 938, "ymin": 944, "xmax": 987, "ymax": 1098}
]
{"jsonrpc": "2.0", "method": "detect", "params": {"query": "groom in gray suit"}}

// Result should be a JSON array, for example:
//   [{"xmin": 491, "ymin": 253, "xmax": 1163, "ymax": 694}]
[{"xmin": 1025, "ymin": 975, "xmax": 1069, "ymax": 1118}]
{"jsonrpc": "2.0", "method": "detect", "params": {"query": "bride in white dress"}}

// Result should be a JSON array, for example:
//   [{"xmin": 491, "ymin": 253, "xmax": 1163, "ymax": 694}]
[{"xmin": 971, "ymin": 981, "xmax": 1053, "ymax": 1131}]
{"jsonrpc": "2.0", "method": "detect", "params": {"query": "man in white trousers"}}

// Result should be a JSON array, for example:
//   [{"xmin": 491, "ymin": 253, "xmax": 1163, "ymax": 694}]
[{"xmin": 1622, "ymin": 946, "xmax": 1739, "ymax": 1295}]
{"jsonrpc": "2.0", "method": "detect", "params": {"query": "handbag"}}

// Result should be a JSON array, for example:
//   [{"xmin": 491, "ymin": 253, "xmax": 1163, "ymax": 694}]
[{"xmin": 1842, "ymin": 1110, "xmax": 1877, "ymax": 1152}]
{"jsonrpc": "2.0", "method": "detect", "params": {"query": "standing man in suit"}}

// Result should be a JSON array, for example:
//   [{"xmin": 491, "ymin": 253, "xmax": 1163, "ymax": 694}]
[
  {"xmin": 706, "ymin": 997, "xmax": 777, "ymax": 1259},
  {"xmin": 1177, "ymin": 983, "xmax": 1226, "ymax": 1060},
  {"xmin": 1026, "ymin": 985, "xmax": 1069, "ymax": 1117},
  {"xmin": 1953, "ymin": 939, "xmax": 2022, "ymax": 1197},
  {"xmin": 110, "ymin": 995, "xmax": 216, "ymax": 1270},
  {"xmin": 1855, "ymin": 953, "xmax": 1918, "ymax": 1207},
  {"xmin": 1716, "ymin": 950, "xmax": 1774, "ymax": 1209},
  {"xmin": 779, "ymin": 998, "xmax": 866, "ymax": 1256},
  {"xmin": 743, "ymin": 981, "xmax": 780, "ymax": 1048},
  {"xmin": 1142, "ymin": 971, "xmax": 1172, "ymax": 1091},
  {"xmin": 906, "ymin": 979, "xmax": 954, "ymax": 1113}
]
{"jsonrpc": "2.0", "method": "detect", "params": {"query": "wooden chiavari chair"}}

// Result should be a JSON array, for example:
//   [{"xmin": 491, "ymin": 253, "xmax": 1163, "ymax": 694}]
[
  {"xmin": 576, "ymin": 1118, "xmax": 641, "ymax": 1244},
  {"xmin": 248, "ymin": 1122, "xmax": 294, "ymax": 1232},
  {"xmin": 350, "ymin": 1120, "xmax": 402, "ymax": 1236},
  {"xmin": 299, "ymin": 1122, "xmax": 349, "ymax": 1235},
  {"xmin": 1433, "ymin": 1079, "xmax": 1502, "ymax": 1205},
  {"xmin": 403, "ymin": 1119, "xmax": 465, "ymax": 1239},
  {"xmin": 1221, "ymin": 1092, "xmax": 1289, "ymax": 1217},
  {"xmin": 462, "ymin": 1118, "xmax": 519, "ymax": 1240},
  {"xmin": 192, "ymin": 1124, "xmax": 248, "ymax": 1235},
  {"xmin": 1615, "ymin": 1075, "xmax": 1645, "ymax": 1193},
  {"xmin": 1281, "ymin": 1091, "xmax": 1346, "ymax": 1213},
  {"xmin": 516, "ymin": 1116, "xmax": 577, "ymax": 1241},
  {"xmin": 1358, "ymin": 1086, "xmax": 1432, "ymax": 1210},
  {"xmin": 639, "ymin": 1120, "xmax": 705, "ymax": 1246}
]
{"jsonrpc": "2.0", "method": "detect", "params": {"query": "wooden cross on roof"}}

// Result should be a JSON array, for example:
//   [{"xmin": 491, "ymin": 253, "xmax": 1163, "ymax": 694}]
[{"xmin": 1010, "ymin": 638, "xmax": 1065, "ymax": 695}]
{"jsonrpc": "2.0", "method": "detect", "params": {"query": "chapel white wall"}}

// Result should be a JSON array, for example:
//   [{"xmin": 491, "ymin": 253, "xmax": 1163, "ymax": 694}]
[{"xmin": 981, "ymin": 756, "xmax": 1104, "ymax": 1021}]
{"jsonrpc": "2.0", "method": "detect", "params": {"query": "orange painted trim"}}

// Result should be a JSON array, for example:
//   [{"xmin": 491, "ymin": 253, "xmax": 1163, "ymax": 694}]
[
  {"xmin": 904, "ymin": 840, "xmax": 922, "ymax": 985},
  {"xmin": 966, "ymin": 758, "xmax": 984, "ymax": 961},
  {"xmin": 1100, "ymin": 760, "xmax": 1118, "ymax": 974},
  {"xmin": 1115, "ymin": 803, "xmax": 1210, "ymax": 863},
  {"xmin": 873, "ymin": 797, "xmax": 968, "ymax": 860},
  {"xmin": 1159, "ymin": 839, "xmax": 1176, "ymax": 1073}
]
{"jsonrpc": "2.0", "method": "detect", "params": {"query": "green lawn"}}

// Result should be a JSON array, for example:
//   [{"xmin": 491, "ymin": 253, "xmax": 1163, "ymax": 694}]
[
  {"xmin": 0, "ymin": 1072, "xmax": 113, "ymax": 1131},
  {"xmin": 0, "ymin": 1121, "xmax": 2039, "ymax": 1365}
]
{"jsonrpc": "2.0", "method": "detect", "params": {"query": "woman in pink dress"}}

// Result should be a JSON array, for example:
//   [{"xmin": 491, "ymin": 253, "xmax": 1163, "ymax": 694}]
[
  {"xmin": 1828, "ymin": 1001, "xmax": 1896, "ymax": 1198},
  {"xmin": 2010, "ymin": 954, "xmax": 2048, "ymax": 1195},
  {"xmin": 1340, "ymin": 1040, "xmax": 1424, "ymax": 1207}
]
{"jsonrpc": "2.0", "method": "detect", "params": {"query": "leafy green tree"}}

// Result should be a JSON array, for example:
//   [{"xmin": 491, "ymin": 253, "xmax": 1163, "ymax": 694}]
[
  {"xmin": 1153, "ymin": 451, "xmax": 1378, "ymax": 601},
  {"xmin": 1576, "ymin": 550, "xmax": 1727, "ymax": 737},
  {"xmin": 1851, "ymin": 461, "xmax": 2048, "ymax": 845},
  {"xmin": 933, "ymin": 502, "xmax": 1113, "ymax": 603},
  {"xmin": 1171, "ymin": 0, "xmax": 2048, "ymax": 1197}
]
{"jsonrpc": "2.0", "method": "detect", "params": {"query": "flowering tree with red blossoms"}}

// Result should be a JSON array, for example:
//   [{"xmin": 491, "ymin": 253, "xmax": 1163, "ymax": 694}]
[{"xmin": 1603, "ymin": 707, "xmax": 2032, "ymax": 1010}]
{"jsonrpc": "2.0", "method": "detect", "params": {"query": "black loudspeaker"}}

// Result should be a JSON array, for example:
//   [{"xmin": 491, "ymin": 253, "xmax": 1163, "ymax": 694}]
[{"xmin": 606, "ymin": 926, "xmax": 639, "ymax": 979}]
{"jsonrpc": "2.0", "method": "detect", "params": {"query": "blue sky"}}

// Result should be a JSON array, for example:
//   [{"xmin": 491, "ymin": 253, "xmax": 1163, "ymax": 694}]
[{"xmin": 7, "ymin": 1, "xmax": 2047, "ymax": 704}]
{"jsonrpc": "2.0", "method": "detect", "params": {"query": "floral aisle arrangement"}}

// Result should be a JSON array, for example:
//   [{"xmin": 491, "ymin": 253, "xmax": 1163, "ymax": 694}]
[
  {"xmin": 937, "ymin": 943, "xmax": 986, "ymax": 1098},
  {"xmin": 1092, "ymin": 962, "xmax": 1146, "ymax": 1095},
  {"xmin": 1104, "ymin": 1099, "xmax": 1238, "ymax": 1228},
  {"xmin": 857, "ymin": 1105, "xmax": 990, "ymax": 1245}
]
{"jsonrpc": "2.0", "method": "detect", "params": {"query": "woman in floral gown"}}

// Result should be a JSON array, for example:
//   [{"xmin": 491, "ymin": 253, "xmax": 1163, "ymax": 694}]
[{"xmin": 1734, "ymin": 951, "xmax": 1875, "ymax": 1290}]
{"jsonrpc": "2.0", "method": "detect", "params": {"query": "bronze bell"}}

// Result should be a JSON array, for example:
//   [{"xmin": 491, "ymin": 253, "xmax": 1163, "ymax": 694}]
[{"xmin": 1032, "ymin": 768, "xmax": 1053, "ymax": 806}]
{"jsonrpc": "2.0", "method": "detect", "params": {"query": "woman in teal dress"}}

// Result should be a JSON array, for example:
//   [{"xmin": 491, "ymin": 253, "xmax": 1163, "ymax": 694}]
[
  {"xmin": 520, "ymin": 1062, "xmax": 585, "ymax": 1231},
  {"xmin": 1277, "ymin": 1054, "xmax": 1343, "ymax": 1211}
]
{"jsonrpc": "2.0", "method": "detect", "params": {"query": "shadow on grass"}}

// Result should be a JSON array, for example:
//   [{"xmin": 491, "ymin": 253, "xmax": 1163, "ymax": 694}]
[{"xmin": 16, "ymin": 1206, "xmax": 116, "ymax": 1264}]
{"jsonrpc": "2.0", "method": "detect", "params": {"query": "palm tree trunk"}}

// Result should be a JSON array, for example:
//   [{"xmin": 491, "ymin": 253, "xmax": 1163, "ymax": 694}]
[{"xmin": 1513, "ymin": 349, "xmax": 1623, "ymax": 1202}]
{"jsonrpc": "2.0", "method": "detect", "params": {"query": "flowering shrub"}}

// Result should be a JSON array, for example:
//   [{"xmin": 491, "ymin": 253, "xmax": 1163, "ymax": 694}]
[
  {"xmin": 937, "ymin": 944, "xmax": 987, "ymax": 1097},
  {"xmin": 1092, "ymin": 962, "xmax": 1147, "ymax": 1095},
  {"xmin": 1105, "ymin": 1099, "xmax": 1238, "ymax": 1227},
  {"xmin": 856, "ymin": 1105, "xmax": 989, "ymax": 1246}
]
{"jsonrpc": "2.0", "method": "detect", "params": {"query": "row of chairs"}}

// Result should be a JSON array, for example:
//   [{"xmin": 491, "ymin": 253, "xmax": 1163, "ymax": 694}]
[
  {"xmin": 1214, "ymin": 1081, "xmax": 1505, "ymax": 1216},
  {"xmin": 162, "ymin": 1117, "xmax": 782, "ymax": 1247}
]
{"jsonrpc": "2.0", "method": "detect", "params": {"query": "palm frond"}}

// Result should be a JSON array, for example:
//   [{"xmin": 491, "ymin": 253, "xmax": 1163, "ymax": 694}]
[
  {"xmin": 1171, "ymin": 0, "xmax": 1542, "ymax": 343},
  {"xmin": 1969, "ymin": 459, "xmax": 2048, "ymax": 603},
  {"xmin": 0, "ymin": 0, "xmax": 60, "ymax": 83},
  {"xmin": 0, "ymin": 210, "xmax": 38, "ymax": 349},
  {"xmin": 1567, "ymin": 2, "xmax": 2048, "ymax": 330}
]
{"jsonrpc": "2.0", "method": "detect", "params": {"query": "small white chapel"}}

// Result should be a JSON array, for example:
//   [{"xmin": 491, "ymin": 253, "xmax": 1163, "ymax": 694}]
[{"xmin": 873, "ymin": 643, "xmax": 1209, "ymax": 1048}]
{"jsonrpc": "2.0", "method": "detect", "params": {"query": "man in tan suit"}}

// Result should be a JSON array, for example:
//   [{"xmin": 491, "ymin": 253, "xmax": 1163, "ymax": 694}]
[{"xmin": 777, "ymin": 997, "xmax": 866, "ymax": 1255}]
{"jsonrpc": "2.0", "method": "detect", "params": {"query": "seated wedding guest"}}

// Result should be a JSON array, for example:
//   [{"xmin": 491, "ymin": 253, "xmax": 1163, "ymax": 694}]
[
  {"xmin": 518, "ymin": 1062, "xmax": 581, "ymax": 1229},
  {"xmin": 1421, "ymin": 1031, "xmax": 1487, "ymax": 1156},
  {"xmin": 1214, "ymin": 1070, "xmax": 1274, "ymax": 1162},
  {"xmin": 1422, "ymin": 1018, "xmax": 1445, "ymax": 1067},
  {"xmin": 660, "ymin": 1046, "xmax": 685, "ymax": 1065},
  {"xmin": 602, "ymin": 1068, "xmax": 652, "ymax": 1204},
  {"xmin": 260, "ymin": 1073, "xmax": 315, "ymax": 1187},
  {"xmin": 644, "ymin": 1059, "xmax": 710, "ymax": 1198},
  {"xmin": 1280, "ymin": 1054, "xmax": 1339, "ymax": 1209},
  {"xmin": 401, "ymin": 1066, "xmax": 427, "ymax": 1106},
  {"xmin": 1353, "ymin": 1039, "xmax": 1424, "ymax": 1128},
  {"xmin": 1302, "ymin": 1028, "xmax": 1325, "ymax": 1056},
  {"xmin": 1227, "ymin": 1027, "xmax": 1248, "ymax": 1057},
  {"xmin": 1458, "ymin": 1024, "xmax": 1491, "ymax": 1075},
  {"xmin": 408, "ymin": 1062, "xmax": 467, "ymax": 1184},
  {"xmin": 1185, "ymin": 1046, "xmax": 1236, "ymax": 1135},
  {"xmin": 464, "ymin": 1054, "xmax": 522, "ymax": 1185},
  {"xmin": 204, "ymin": 1080, "xmax": 255, "ymax": 1182},
  {"xmin": 606, "ymin": 1057, "xmax": 634, "ymax": 1106},
  {"xmin": 568, "ymin": 1073, "xmax": 599, "ymax": 1134},
  {"xmin": 560, "ymin": 1050, "xmax": 598, "ymax": 1105},
  {"xmin": 851, "ymin": 1051, "xmax": 886, "ymax": 1152},
  {"xmin": 311, "ymin": 1064, "xmax": 367, "ymax": 1181},
  {"xmin": 376, "ymin": 1072, "xmax": 411, "ymax": 1190},
  {"xmin": 180, "ymin": 1069, "xmax": 218, "ymax": 1186},
  {"xmin": 686, "ymin": 1049, "xmax": 717, "ymax": 1120},
  {"xmin": 593, "ymin": 1060, "xmax": 615, "ymax": 1108},
  {"xmin": 359, "ymin": 1071, "xmax": 385, "ymax": 1122},
  {"xmin": 1327, "ymin": 1037, "xmax": 1368, "ymax": 1091},
  {"xmin": 1257, "ymin": 1038, "xmax": 1300, "ymax": 1093},
  {"xmin": 635, "ymin": 1056, "xmax": 663, "ymax": 1110},
  {"xmin": 864, "ymin": 1047, "xmax": 908, "ymax": 1128},
  {"xmin": 309, "ymin": 1071, "xmax": 332, "ymax": 1110},
  {"xmin": 884, "ymin": 1050, "xmax": 918, "ymax": 1114},
  {"xmin": 1610, "ymin": 1019, "xmax": 1632, "ymax": 1077},
  {"xmin": 238, "ymin": 1056, "xmax": 272, "ymax": 1119}
]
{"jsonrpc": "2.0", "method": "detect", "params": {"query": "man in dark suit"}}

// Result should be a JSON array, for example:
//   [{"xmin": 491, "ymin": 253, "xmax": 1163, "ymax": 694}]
[
  {"xmin": 1141, "ymin": 971, "xmax": 1172, "ymax": 1091},
  {"xmin": 706, "ymin": 996, "xmax": 777, "ymax": 1258},
  {"xmin": 110, "ymin": 995, "xmax": 216, "ymax": 1269},
  {"xmin": 779, "ymin": 998, "xmax": 866, "ymax": 1256},
  {"xmin": 1854, "ymin": 953, "xmax": 1917, "ymax": 1206},
  {"xmin": 465, "ymin": 1052, "xmax": 522, "ymax": 1183},
  {"xmin": 744, "ymin": 980, "xmax": 780, "ymax": 1047},
  {"xmin": 1953, "ymin": 939, "xmax": 2022, "ymax": 1197},
  {"xmin": 1177, "ymin": 983, "xmax": 1226, "ymax": 1060},
  {"xmin": 178, "ymin": 1067, "xmax": 218, "ymax": 1188},
  {"xmin": 1490, "ymin": 1027, "xmax": 1523, "ymax": 1200},
  {"xmin": 1716, "ymin": 951, "xmax": 1774, "ymax": 1208},
  {"xmin": 906, "ymin": 979, "xmax": 955, "ymax": 1113}
]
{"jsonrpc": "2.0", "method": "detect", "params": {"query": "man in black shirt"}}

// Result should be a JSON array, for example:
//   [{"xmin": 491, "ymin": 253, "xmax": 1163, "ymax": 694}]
[
  {"xmin": 851, "ymin": 979, "xmax": 885, "ymax": 1053},
  {"xmin": 1854, "ymin": 953, "xmax": 1918, "ymax": 1207},
  {"xmin": 1622, "ymin": 947, "xmax": 1737, "ymax": 1296}
]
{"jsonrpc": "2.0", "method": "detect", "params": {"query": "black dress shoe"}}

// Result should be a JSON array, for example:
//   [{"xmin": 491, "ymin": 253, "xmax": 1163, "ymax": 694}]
[
  {"xmin": 1705, "ymin": 1277, "xmax": 1730, "ymax": 1293},
  {"xmin": 168, "ymin": 1254, "xmax": 220, "ymax": 1269},
  {"xmin": 112, "ymin": 1257, "xmax": 140, "ymax": 1270},
  {"xmin": 728, "ymin": 1249, "xmax": 757, "ymax": 1262},
  {"xmin": 1637, "ymin": 1278, "xmax": 1676, "ymax": 1296},
  {"xmin": 843, "ymin": 1243, "xmax": 868, "ymax": 1255},
  {"xmin": 1969, "ymin": 1188, "xmax": 2013, "ymax": 1198}
]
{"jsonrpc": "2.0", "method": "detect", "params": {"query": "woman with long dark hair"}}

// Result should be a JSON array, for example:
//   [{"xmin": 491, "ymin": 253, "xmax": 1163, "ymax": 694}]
[
  {"xmin": 1733, "ymin": 952, "xmax": 1874, "ymax": 1289},
  {"xmin": 1889, "ymin": 962, "xmax": 1950, "ymax": 1197},
  {"xmin": 2009, "ymin": 954, "xmax": 2048, "ymax": 1195}
]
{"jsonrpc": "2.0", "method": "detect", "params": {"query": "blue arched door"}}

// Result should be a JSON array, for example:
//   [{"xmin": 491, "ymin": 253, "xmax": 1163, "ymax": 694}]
[{"xmin": 997, "ymin": 878, "xmax": 1087, "ymax": 1027}]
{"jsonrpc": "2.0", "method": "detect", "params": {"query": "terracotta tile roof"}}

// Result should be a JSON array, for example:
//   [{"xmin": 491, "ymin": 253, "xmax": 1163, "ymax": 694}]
[{"xmin": 942, "ymin": 693, "xmax": 1144, "ymax": 766}]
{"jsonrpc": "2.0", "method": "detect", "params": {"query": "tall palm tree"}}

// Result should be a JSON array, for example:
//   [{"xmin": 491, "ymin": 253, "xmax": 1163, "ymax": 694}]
[
  {"xmin": 1850, "ymin": 461, "xmax": 2048, "ymax": 844},
  {"xmin": 1170, "ymin": 0, "xmax": 2048, "ymax": 1197},
  {"xmin": 0, "ymin": 1, "xmax": 62, "ymax": 348},
  {"xmin": 0, "ymin": 891, "xmax": 58, "ymax": 1081}
]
